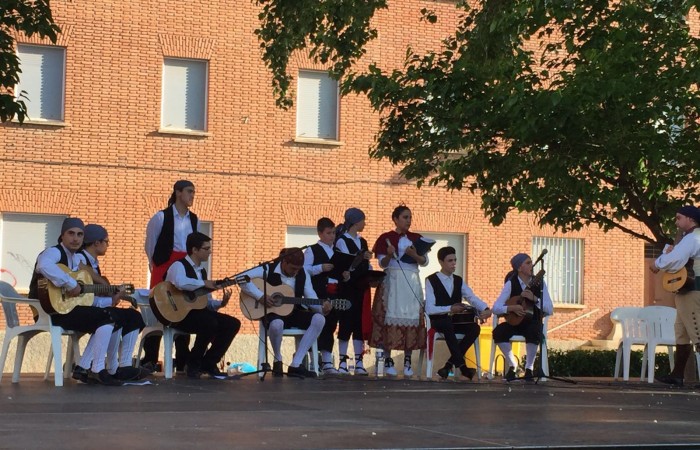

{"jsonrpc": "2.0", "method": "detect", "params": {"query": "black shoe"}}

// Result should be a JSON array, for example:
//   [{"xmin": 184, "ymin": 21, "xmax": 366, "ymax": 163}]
[
  {"xmin": 505, "ymin": 367, "xmax": 516, "ymax": 382},
  {"xmin": 287, "ymin": 365, "xmax": 318, "ymax": 378},
  {"xmin": 656, "ymin": 374, "xmax": 684, "ymax": 386},
  {"xmin": 140, "ymin": 361, "xmax": 157, "ymax": 374},
  {"xmin": 437, "ymin": 363, "xmax": 453, "ymax": 380},
  {"xmin": 524, "ymin": 368, "xmax": 534, "ymax": 381},
  {"xmin": 89, "ymin": 369, "xmax": 123, "ymax": 386},
  {"xmin": 114, "ymin": 366, "xmax": 143, "ymax": 381},
  {"xmin": 459, "ymin": 365, "xmax": 476, "ymax": 380},
  {"xmin": 72, "ymin": 365, "xmax": 90, "ymax": 384},
  {"xmin": 272, "ymin": 361, "xmax": 284, "ymax": 377},
  {"xmin": 202, "ymin": 364, "xmax": 228, "ymax": 379}
]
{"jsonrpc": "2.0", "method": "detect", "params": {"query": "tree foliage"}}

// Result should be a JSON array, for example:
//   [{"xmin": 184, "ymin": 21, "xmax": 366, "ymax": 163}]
[
  {"xmin": 256, "ymin": 0, "xmax": 700, "ymax": 244},
  {"xmin": 0, "ymin": 0, "xmax": 60, "ymax": 123}
]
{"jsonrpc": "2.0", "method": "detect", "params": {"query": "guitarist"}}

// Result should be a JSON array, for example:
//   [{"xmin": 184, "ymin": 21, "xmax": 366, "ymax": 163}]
[
  {"xmin": 164, "ymin": 232, "xmax": 241, "ymax": 379},
  {"xmin": 425, "ymin": 246, "xmax": 492, "ymax": 380},
  {"xmin": 492, "ymin": 253, "xmax": 553, "ymax": 382},
  {"xmin": 651, "ymin": 205, "xmax": 700, "ymax": 387},
  {"xmin": 78, "ymin": 224, "xmax": 147, "ymax": 382},
  {"xmin": 240, "ymin": 247, "xmax": 331, "ymax": 378},
  {"xmin": 28, "ymin": 218, "xmax": 120, "ymax": 386},
  {"xmin": 142, "ymin": 179, "xmax": 199, "ymax": 372}
]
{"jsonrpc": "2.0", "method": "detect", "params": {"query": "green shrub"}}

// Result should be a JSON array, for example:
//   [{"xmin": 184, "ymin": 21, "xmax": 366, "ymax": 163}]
[{"xmin": 538, "ymin": 349, "xmax": 671, "ymax": 377}]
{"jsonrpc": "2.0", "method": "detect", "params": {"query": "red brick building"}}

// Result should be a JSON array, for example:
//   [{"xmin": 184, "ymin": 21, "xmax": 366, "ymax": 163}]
[{"xmin": 1, "ymin": 0, "xmax": 686, "ymax": 343}]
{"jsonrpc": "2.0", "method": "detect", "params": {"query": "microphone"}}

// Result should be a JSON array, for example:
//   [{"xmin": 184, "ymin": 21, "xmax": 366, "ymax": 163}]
[
  {"xmin": 533, "ymin": 249, "xmax": 548, "ymax": 265},
  {"xmin": 386, "ymin": 239, "xmax": 398, "ymax": 260}
]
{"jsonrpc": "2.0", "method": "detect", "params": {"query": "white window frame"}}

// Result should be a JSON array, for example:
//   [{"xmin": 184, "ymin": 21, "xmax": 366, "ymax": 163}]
[
  {"xmin": 15, "ymin": 44, "xmax": 66, "ymax": 123},
  {"xmin": 0, "ymin": 213, "xmax": 67, "ymax": 294},
  {"xmin": 295, "ymin": 70, "xmax": 339, "ymax": 142},
  {"xmin": 160, "ymin": 57, "xmax": 209, "ymax": 133},
  {"xmin": 532, "ymin": 236, "xmax": 583, "ymax": 305}
]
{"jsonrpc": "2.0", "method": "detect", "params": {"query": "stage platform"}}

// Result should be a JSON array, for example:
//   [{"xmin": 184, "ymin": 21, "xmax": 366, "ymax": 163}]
[{"xmin": 1, "ymin": 374, "xmax": 699, "ymax": 449}]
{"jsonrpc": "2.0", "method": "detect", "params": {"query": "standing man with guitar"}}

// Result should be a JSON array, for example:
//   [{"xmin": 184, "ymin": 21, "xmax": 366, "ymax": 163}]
[
  {"xmin": 240, "ymin": 248, "xmax": 331, "ymax": 378},
  {"xmin": 651, "ymin": 205, "xmax": 700, "ymax": 387},
  {"xmin": 28, "ymin": 218, "xmax": 120, "ymax": 385},
  {"xmin": 492, "ymin": 253, "xmax": 553, "ymax": 381},
  {"xmin": 163, "ymin": 232, "xmax": 240, "ymax": 379},
  {"xmin": 78, "ymin": 224, "xmax": 146, "ymax": 382},
  {"xmin": 425, "ymin": 246, "xmax": 492, "ymax": 380},
  {"xmin": 143, "ymin": 180, "xmax": 198, "ymax": 372}
]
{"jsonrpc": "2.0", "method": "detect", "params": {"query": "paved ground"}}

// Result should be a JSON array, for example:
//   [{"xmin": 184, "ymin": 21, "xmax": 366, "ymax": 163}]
[{"xmin": 1, "ymin": 374, "xmax": 700, "ymax": 450}]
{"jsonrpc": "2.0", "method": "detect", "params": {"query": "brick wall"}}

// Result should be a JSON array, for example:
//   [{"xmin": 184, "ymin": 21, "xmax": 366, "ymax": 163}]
[{"xmin": 1, "ymin": 0, "xmax": 673, "ymax": 340}]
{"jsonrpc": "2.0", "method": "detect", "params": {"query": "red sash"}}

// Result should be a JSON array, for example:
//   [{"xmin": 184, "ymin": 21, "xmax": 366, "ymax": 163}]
[{"xmin": 149, "ymin": 250, "xmax": 187, "ymax": 288}]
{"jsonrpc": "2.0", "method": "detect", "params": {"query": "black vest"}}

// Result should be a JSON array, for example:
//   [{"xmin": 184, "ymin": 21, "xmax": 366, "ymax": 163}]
[
  {"xmin": 266, "ymin": 261, "xmax": 305, "ymax": 298},
  {"xmin": 309, "ymin": 244, "xmax": 331, "ymax": 298},
  {"xmin": 28, "ymin": 245, "xmax": 69, "ymax": 299},
  {"xmin": 508, "ymin": 274, "xmax": 542, "ymax": 302},
  {"xmin": 177, "ymin": 257, "xmax": 208, "ymax": 282},
  {"xmin": 78, "ymin": 250, "xmax": 102, "ymax": 276},
  {"xmin": 427, "ymin": 273, "xmax": 463, "ymax": 307},
  {"xmin": 152, "ymin": 207, "xmax": 198, "ymax": 266},
  {"xmin": 337, "ymin": 235, "xmax": 370, "ymax": 279}
]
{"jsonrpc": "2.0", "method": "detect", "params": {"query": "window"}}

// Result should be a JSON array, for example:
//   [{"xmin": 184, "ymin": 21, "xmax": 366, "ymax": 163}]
[
  {"xmin": 0, "ymin": 213, "xmax": 67, "ymax": 293},
  {"xmin": 161, "ymin": 58, "xmax": 208, "ymax": 132},
  {"xmin": 532, "ymin": 236, "xmax": 583, "ymax": 305},
  {"xmin": 296, "ymin": 70, "xmax": 339, "ymax": 140},
  {"xmin": 16, "ymin": 44, "xmax": 66, "ymax": 122}
]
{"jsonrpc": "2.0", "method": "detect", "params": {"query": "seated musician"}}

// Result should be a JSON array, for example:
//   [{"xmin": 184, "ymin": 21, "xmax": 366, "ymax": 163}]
[
  {"xmin": 240, "ymin": 247, "xmax": 331, "ymax": 378},
  {"xmin": 425, "ymin": 246, "xmax": 491, "ymax": 380},
  {"xmin": 164, "ymin": 232, "xmax": 241, "ymax": 379},
  {"xmin": 28, "ymin": 218, "xmax": 120, "ymax": 385},
  {"xmin": 492, "ymin": 253, "xmax": 553, "ymax": 381},
  {"xmin": 78, "ymin": 224, "xmax": 147, "ymax": 382}
]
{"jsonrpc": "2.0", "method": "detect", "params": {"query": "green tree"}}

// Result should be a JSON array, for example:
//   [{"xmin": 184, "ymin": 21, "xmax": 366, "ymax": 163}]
[
  {"xmin": 1, "ymin": 0, "xmax": 60, "ymax": 123},
  {"xmin": 257, "ymin": 0, "xmax": 700, "ymax": 244}
]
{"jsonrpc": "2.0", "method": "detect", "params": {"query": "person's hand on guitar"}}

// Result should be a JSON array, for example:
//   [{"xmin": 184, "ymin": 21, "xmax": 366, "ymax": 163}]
[
  {"xmin": 321, "ymin": 263, "xmax": 334, "ymax": 273},
  {"xmin": 220, "ymin": 288, "xmax": 232, "ymax": 308},
  {"xmin": 258, "ymin": 294, "xmax": 276, "ymax": 308},
  {"xmin": 507, "ymin": 303, "xmax": 526, "ymax": 317},
  {"xmin": 649, "ymin": 264, "xmax": 660, "ymax": 274},
  {"xmin": 111, "ymin": 287, "xmax": 128, "ymax": 307},
  {"xmin": 204, "ymin": 280, "xmax": 217, "ymax": 290},
  {"xmin": 66, "ymin": 284, "xmax": 82, "ymax": 297},
  {"xmin": 520, "ymin": 289, "xmax": 535, "ymax": 302},
  {"xmin": 450, "ymin": 303, "xmax": 467, "ymax": 314},
  {"xmin": 321, "ymin": 300, "xmax": 332, "ymax": 315}
]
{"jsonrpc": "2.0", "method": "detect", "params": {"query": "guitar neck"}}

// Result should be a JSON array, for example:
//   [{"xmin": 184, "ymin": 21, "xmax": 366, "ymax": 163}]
[
  {"xmin": 191, "ymin": 275, "xmax": 251, "ymax": 298},
  {"xmin": 279, "ymin": 297, "xmax": 325, "ymax": 307},
  {"xmin": 82, "ymin": 284, "xmax": 121, "ymax": 296}
]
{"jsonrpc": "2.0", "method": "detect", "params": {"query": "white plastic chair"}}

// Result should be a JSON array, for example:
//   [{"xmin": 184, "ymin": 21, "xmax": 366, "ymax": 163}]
[
  {"xmin": 423, "ymin": 312, "xmax": 481, "ymax": 380},
  {"xmin": 256, "ymin": 321, "xmax": 319, "ymax": 378},
  {"xmin": 133, "ymin": 289, "xmax": 190, "ymax": 379},
  {"xmin": 612, "ymin": 306, "xmax": 646, "ymax": 381},
  {"xmin": 0, "ymin": 281, "xmax": 82, "ymax": 387},
  {"xmin": 488, "ymin": 315, "xmax": 550, "ymax": 381},
  {"xmin": 639, "ymin": 305, "xmax": 676, "ymax": 383}
]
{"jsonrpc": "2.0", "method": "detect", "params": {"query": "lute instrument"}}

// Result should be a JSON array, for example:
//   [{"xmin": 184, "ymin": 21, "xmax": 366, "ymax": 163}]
[{"xmin": 502, "ymin": 269, "xmax": 545, "ymax": 326}]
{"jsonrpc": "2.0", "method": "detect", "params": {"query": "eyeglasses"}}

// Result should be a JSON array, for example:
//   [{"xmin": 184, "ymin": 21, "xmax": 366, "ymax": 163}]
[
  {"xmin": 200, "ymin": 246, "xmax": 212, "ymax": 251},
  {"xmin": 100, "ymin": 239, "xmax": 110, "ymax": 246}
]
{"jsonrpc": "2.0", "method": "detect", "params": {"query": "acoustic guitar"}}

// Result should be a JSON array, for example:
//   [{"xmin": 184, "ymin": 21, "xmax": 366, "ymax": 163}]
[
  {"xmin": 239, "ymin": 278, "xmax": 351, "ymax": 320},
  {"xmin": 661, "ymin": 266, "xmax": 696, "ymax": 293},
  {"xmin": 37, "ymin": 264, "xmax": 135, "ymax": 315},
  {"xmin": 150, "ymin": 274, "xmax": 250, "ymax": 325},
  {"xmin": 502, "ymin": 269, "xmax": 545, "ymax": 326}
]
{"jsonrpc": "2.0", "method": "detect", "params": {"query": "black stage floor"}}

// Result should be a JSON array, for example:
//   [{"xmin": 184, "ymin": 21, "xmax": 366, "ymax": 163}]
[{"xmin": 1, "ymin": 374, "xmax": 699, "ymax": 449}]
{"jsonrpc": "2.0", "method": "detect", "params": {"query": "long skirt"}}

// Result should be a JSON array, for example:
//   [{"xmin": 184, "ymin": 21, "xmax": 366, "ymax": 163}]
[{"xmin": 369, "ymin": 268, "xmax": 426, "ymax": 351}]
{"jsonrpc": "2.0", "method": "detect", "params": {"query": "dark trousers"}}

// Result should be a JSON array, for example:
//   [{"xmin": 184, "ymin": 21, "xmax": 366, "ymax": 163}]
[
  {"xmin": 337, "ymin": 283, "xmax": 363, "ymax": 342},
  {"xmin": 318, "ymin": 309, "xmax": 339, "ymax": 353},
  {"xmin": 429, "ymin": 314, "xmax": 480, "ymax": 367},
  {"xmin": 492, "ymin": 310, "xmax": 543, "ymax": 344},
  {"xmin": 106, "ymin": 307, "xmax": 145, "ymax": 335},
  {"xmin": 51, "ymin": 306, "xmax": 114, "ymax": 333},
  {"xmin": 142, "ymin": 334, "xmax": 191, "ymax": 369},
  {"xmin": 172, "ymin": 309, "xmax": 241, "ymax": 371}
]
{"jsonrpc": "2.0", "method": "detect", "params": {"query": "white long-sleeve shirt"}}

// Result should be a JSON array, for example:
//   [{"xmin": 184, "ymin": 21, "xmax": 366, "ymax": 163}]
[
  {"xmin": 35, "ymin": 244, "xmax": 85, "ymax": 291},
  {"xmin": 376, "ymin": 234, "xmax": 429, "ymax": 271},
  {"xmin": 492, "ymin": 275, "xmax": 553, "ymax": 317},
  {"xmin": 655, "ymin": 229, "xmax": 700, "ymax": 273},
  {"xmin": 82, "ymin": 251, "xmax": 113, "ymax": 308},
  {"xmin": 303, "ymin": 241, "xmax": 338, "ymax": 283},
  {"xmin": 144, "ymin": 205, "xmax": 199, "ymax": 267},
  {"xmin": 424, "ymin": 271, "xmax": 489, "ymax": 316},
  {"xmin": 240, "ymin": 263, "xmax": 321, "ymax": 313},
  {"xmin": 165, "ymin": 256, "xmax": 223, "ymax": 310}
]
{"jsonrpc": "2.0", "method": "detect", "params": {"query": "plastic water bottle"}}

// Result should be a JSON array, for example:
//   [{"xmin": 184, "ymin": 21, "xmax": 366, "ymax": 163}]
[{"xmin": 376, "ymin": 349, "xmax": 384, "ymax": 377}]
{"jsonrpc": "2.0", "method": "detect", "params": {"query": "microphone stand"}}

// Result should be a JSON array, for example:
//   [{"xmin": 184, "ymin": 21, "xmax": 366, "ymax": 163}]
[
  {"xmin": 233, "ymin": 246, "xmax": 309, "ymax": 381},
  {"xmin": 533, "ymin": 255, "xmax": 576, "ymax": 385}
]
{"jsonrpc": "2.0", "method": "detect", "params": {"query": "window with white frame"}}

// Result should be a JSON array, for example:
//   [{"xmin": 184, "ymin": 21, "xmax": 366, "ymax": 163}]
[
  {"xmin": 296, "ymin": 70, "xmax": 339, "ymax": 140},
  {"xmin": 16, "ymin": 44, "xmax": 66, "ymax": 122},
  {"xmin": 161, "ymin": 58, "xmax": 208, "ymax": 131},
  {"xmin": 0, "ymin": 213, "xmax": 67, "ymax": 293},
  {"xmin": 532, "ymin": 236, "xmax": 583, "ymax": 305}
]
